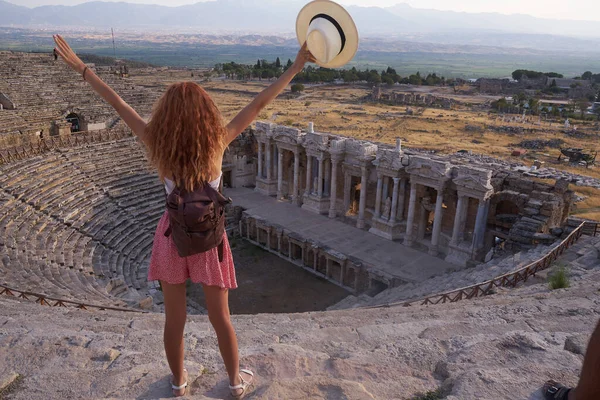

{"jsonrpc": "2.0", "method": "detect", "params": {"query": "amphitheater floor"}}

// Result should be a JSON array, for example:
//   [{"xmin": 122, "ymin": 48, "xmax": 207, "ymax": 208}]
[{"xmin": 225, "ymin": 187, "xmax": 457, "ymax": 283}]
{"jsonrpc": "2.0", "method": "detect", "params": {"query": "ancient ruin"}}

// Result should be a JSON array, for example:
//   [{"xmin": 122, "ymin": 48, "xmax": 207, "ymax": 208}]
[
  {"xmin": 371, "ymin": 86, "xmax": 456, "ymax": 108},
  {"xmin": 0, "ymin": 50, "xmax": 598, "ymax": 400},
  {"xmin": 250, "ymin": 121, "xmax": 574, "ymax": 266}
]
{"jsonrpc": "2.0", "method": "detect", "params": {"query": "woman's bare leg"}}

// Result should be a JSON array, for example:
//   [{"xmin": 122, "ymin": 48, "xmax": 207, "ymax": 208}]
[
  {"xmin": 161, "ymin": 281, "xmax": 188, "ymax": 395},
  {"xmin": 202, "ymin": 284, "xmax": 252, "ymax": 394}
]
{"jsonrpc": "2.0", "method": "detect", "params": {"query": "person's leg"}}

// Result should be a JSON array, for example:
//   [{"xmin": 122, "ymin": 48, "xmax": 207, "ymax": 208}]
[
  {"xmin": 572, "ymin": 319, "xmax": 600, "ymax": 400},
  {"xmin": 161, "ymin": 281, "xmax": 188, "ymax": 396},
  {"xmin": 202, "ymin": 284, "xmax": 253, "ymax": 396}
]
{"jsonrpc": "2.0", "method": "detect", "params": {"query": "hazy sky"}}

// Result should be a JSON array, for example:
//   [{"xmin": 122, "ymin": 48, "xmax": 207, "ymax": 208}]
[{"xmin": 8, "ymin": 0, "xmax": 600, "ymax": 21}]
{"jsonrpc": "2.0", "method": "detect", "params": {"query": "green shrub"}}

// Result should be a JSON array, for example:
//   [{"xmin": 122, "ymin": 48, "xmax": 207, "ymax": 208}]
[
  {"xmin": 549, "ymin": 265, "xmax": 570, "ymax": 290},
  {"xmin": 291, "ymin": 83, "xmax": 305, "ymax": 93},
  {"xmin": 304, "ymin": 101, "xmax": 312, "ymax": 107},
  {"xmin": 413, "ymin": 388, "xmax": 445, "ymax": 400}
]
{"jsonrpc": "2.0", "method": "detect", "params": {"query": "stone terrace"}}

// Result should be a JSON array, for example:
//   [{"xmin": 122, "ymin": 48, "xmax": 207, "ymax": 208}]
[
  {"xmin": 0, "ymin": 250, "xmax": 598, "ymax": 400},
  {"xmin": 229, "ymin": 187, "xmax": 457, "ymax": 292}
]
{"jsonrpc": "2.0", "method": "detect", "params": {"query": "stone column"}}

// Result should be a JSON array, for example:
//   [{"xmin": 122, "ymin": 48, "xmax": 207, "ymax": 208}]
[
  {"xmin": 293, "ymin": 150, "xmax": 300, "ymax": 206},
  {"xmin": 473, "ymin": 198, "xmax": 488, "ymax": 250},
  {"xmin": 397, "ymin": 178, "xmax": 407, "ymax": 221},
  {"xmin": 329, "ymin": 159, "xmax": 339, "ymax": 218},
  {"xmin": 277, "ymin": 149, "xmax": 283, "ymax": 199},
  {"xmin": 374, "ymin": 174, "xmax": 383, "ymax": 219},
  {"xmin": 343, "ymin": 171, "xmax": 351, "ymax": 213},
  {"xmin": 417, "ymin": 203, "xmax": 428, "ymax": 240},
  {"xmin": 382, "ymin": 177, "xmax": 389, "ymax": 202},
  {"xmin": 405, "ymin": 182, "xmax": 418, "ymax": 246},
  {"xmin": 389, "ymin": 177, "xmax": 400, "ymax": 222},
  {"xmin": 266, "ymin": 142, "xmax": 272, "ymax": 180},
  {"xmin": 450, "ymin": 195, "xmax": 468, "ymax": 245},
  {"xmin": 317, "ymin": 157, "xmax": 324, "ymax": 197},
  {"xmin": 429, "ymin": 190, "xmax": 445, "ymax": 256},
  {"xmin": 324, "ymin": 158, "xmax": 331, "ymax": 197},
  {"xmin": 257, "ymin": 142, "xmax": 263, "ymax": 179},
  {"xmin": 305, "ymin": 154, "xmax": 312, "ymax": 196},
  {"xmin": 357, "ymin": 166, "xmax": 368, "ymax": 229},
  {"xmin": 277, "ymin": 232, "xmax": 282, "ymax": 253}
]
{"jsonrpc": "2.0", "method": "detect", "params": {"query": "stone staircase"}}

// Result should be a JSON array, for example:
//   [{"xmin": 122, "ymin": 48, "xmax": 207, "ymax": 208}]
[{"xmin": 1, "ymin": 254, "xmax": 598, "ymax": 400}]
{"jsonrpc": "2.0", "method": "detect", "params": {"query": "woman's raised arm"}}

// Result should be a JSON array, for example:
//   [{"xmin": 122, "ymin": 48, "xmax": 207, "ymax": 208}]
[
  {"xmin": 225, "ymin": 42, "xmax": 315, "ymax": 145},
  {"xmin": 53, "ymin": 34, "xmax": 147, "ymax": 142}
]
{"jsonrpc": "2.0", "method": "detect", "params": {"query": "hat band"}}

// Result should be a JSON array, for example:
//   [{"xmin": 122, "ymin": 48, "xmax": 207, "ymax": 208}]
[{"xmin": 310, "ymin": 13, "xmax": 346, "ymax": 55}]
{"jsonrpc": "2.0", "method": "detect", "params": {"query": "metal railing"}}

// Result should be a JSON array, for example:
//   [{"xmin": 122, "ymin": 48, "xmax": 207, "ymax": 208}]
[
  {"xmin": 0, "ymin": 128, "xmax": 133, "ymax": 166},
  {"xmin": 374, "ymin": 221, "xmax": 598, "ymax": 309},
  {"xmin": 0, "ymin": 284, "xmax": 146, "ymax": 313}
]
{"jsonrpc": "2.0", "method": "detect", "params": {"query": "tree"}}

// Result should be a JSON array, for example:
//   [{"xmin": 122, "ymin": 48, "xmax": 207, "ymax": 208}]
[
  {"xmin": 367, "ymin": 70, "xmax": 381, "ymax": 84},
  {"xmin": 528, "ymin": 98, "xmax": 540, "ymax": 115},
  {"xmin": 516, "ymin": 92, "xmax": 527, "ymax": 106},
  {"xmin": 382, "ymin": 76, "xmax": 394, "ymax": 86},
  {"xmin": 491, "ymin": 97, "xmax": 508, "ymax": 111},
  {"xmin": 342, "ymin": 70, "xmax": 359, "ymax": 83},
  {"xmin": 291, "ymin": 83, "xmax": 305, "ymax": 93},
  {"xmin": 275, "ymin": 57, "xmax": 281, "ymax": 69},
  {"xmin": 255, "ymin": 59, "xmax": 261, "ymax": 69},
  {"xmin": 576, "ymin": 98, "xmax": 590, "ymax": 118},
  {"xmin": 285, "ymin": 59, "xmax": 293, "ymax": 70},
  {"xmin": 582, "ymin": 71, "xmax": 593, "ymax": 80}
]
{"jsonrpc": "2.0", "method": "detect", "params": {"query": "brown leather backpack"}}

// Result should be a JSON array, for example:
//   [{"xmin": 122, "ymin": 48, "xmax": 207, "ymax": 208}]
[{"xmin": 164, "ymin": 181, "xmax": 232, "ymax": 262}]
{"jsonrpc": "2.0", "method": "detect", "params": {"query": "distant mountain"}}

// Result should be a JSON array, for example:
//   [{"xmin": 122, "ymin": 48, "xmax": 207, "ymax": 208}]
[
  {"xmin": 1, "ymin": 0, "xmax": 599, "ymax": 38},
  {"xmin": 385, "ymin": 4, "xmax": 600, "ymax": 38}
]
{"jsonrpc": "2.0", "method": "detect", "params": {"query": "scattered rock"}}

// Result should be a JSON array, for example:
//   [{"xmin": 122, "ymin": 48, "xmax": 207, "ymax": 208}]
[
  {"xmin": 551, "ymin": 228, "xmax": 564, "ymax": 237},
  {"xmin": 564, "ymin": 335, "xmax": 587, "ymax": 355},
  {"xmin": 0, "ymin": 372, "xmax": 21, "ymax": 393},
  {"xmin": 138, "ymin": 296, "xmax": 153, "ymax": 310},
  {"xmin": 93, "ymin": 348, "xmax": 121, "ymax": 362},
  {"xmin": 499, "ymin": 332, "xmax": 548, "ymax": 352}
]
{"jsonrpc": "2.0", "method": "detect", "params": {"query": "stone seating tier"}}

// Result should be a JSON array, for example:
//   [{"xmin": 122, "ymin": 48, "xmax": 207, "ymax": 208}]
[
  {"xmin": 0, "ymin": 138, "xmax": 163, "ymax": 309},
  {"xmin": 1, "ymin": 52, "xmax": 161, "ymax": 136}
]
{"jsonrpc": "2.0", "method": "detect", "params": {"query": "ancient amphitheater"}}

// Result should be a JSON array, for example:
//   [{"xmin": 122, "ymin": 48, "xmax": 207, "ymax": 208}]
[{"xmin": 0, "ymin": 52, "xmax": 599, "ymax": 400}]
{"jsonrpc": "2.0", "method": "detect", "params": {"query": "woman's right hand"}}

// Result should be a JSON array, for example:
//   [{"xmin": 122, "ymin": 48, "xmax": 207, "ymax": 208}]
[{"xmin": 53, "ymin": 34, "xmax": 86, "ymax": 75}]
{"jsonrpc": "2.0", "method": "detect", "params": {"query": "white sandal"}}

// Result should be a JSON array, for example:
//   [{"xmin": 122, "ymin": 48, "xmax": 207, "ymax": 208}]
[
  {"xmin": 229, "ymin": 369, "xmax": 254, "ymax": 399},
  {"xmin": 171, "ymin": 368, "xmax": 188, "ymax": 397}
]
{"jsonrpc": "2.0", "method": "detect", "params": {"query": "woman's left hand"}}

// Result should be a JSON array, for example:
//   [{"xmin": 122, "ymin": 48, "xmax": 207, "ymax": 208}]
[
  {"xmin": 291, "ymin": 42, "xmax": 316, "ymax": 73},
  {"xmin": 53, "ymin": 34, "xmax": 86, "ymax": 75}
]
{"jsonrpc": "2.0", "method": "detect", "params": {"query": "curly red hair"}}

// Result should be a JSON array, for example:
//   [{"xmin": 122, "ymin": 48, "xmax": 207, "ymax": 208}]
[{"xmin": 145, "ymin": 82, "xmax": 227, "ymax": 192}]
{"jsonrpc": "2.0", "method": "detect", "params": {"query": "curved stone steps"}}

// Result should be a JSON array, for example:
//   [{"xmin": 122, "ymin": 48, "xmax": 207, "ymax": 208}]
[{"xmin": 331, "ymin": 243, "xmax": 557, "ymax": 309}]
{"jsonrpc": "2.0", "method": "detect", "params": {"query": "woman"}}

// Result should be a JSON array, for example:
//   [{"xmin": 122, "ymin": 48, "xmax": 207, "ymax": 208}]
[{"xmin": 53, "ymin": 34, "xmax": 315, "ymax": 398}]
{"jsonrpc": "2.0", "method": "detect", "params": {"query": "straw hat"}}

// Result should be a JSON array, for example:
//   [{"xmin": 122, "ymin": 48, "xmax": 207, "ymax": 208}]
[{"xmin": 296, "ymin": 0, "xmax": 359, "ymax": 69}]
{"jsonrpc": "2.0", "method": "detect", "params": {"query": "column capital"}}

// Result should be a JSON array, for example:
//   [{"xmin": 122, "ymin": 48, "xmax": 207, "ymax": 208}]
[
  {"xmin": 330, "ymin": 153, "xmax": 344, "ymax": 163},
  {"xmin": 392, "ymin": 177, "xmax": 400, "ymax": 185}
]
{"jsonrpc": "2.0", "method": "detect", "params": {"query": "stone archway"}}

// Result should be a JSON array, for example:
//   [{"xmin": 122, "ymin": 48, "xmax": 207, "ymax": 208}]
[
  {"xmin": 66, "ymin": 112, "xmax": 82, "ymax": 133},
  {"xmin": 490, "ymin": 191, "xmax": 528, "ymax": 233}
]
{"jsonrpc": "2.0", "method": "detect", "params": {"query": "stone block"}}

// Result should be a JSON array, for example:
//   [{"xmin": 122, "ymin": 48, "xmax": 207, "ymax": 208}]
[{"xmin": 564, "ymin": 335, "xmax": 587, "ymax": 356}]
